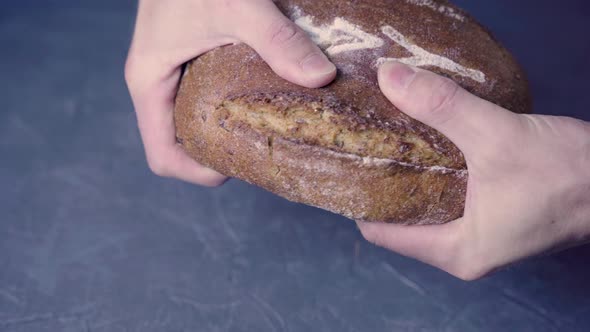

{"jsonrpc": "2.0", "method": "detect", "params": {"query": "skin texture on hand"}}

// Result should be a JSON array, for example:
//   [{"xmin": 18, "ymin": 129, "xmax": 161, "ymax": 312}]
[
  {"xmin": 124, "ymin": 0, "xmax": 337, "ymax": 186},
  {"xmin": 357, "ymin": 61, "xmax": 590, "ymax": 281}
]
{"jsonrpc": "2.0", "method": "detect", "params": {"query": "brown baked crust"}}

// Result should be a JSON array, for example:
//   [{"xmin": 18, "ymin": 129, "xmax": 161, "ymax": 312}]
[{"xmin": 174, "ymin": 0, "xmax": 531, "ymax": 224}]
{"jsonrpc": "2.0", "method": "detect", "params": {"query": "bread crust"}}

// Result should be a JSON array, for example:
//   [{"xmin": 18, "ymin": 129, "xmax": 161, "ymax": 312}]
[{"xmin": 174, "ymin": 0, "xmax": 531, "ymax": 224}]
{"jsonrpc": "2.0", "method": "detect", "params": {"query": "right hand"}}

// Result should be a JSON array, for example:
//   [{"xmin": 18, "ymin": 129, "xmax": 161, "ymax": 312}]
[
  {"xmin": 125, "ymin": 0, "xmax": 337, "ymax": 186},
  {"xmin": 357, "ymin": 61, "xmax": 590, "ymax": 280}
]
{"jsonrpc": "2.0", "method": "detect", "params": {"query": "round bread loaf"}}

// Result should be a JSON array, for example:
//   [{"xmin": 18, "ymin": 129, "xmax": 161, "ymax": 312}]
[{"xmin": 174, "ymin": 0, "xmax": 531, "ymax": 225}]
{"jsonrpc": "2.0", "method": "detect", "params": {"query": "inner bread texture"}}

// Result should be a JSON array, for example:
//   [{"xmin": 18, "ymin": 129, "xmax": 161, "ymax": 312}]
[{"xmin": 216, "ymin": 98, "xmax": 456, "ymax": 168}]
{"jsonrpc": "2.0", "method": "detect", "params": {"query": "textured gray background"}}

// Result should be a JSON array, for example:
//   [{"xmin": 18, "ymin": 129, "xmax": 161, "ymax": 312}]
[{"xmin": 1, "ymin": 0, "xmax": 589, "ymax": 331}]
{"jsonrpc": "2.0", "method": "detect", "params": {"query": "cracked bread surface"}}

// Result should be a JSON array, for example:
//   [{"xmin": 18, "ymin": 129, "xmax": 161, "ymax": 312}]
[
  {"xmin": 174, "ymin": 0, "xmax": 531, "ymax": 224},
  {"xmin": 218, "ymin": 97, "xmax": 460, "ymax": 169}
]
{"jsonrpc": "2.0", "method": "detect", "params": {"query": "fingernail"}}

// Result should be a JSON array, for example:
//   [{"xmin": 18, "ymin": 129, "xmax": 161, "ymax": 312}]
[
  {"xmin": 380, "ymin": 61, "xmax": 416, "ymax": 89},
  {"xmin": 301, "ymin": 53, "xmax": 337, "ymax": 76}
]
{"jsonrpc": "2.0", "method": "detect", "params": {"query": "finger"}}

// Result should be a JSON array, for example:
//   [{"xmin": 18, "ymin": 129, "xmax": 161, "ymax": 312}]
[
  {"xmin": 127, "ymin": 65, "xmax": 227, "ymax": 187},
  {"xmin": 377, "ymin": 61, "xmax": 519, "ymax": 156},
  {"xmin": 356, "ymin": 220, "xmax": 463, "ymax": 273},
  {"xmin": 234, "ymin": 1, "xmax": 337, "ymax": 88}
]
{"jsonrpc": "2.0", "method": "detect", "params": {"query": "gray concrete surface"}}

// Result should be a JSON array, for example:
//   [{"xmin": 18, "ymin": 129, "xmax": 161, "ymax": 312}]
[{"xmin": 1, "ymin": 1, "xmax": 589, "ymax": 331}]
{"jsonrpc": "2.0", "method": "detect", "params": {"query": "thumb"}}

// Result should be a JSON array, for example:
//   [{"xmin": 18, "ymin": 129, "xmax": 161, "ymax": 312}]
[
  {"xmin": 235, "ymin": 1, "xmax": 336, "ymax": 88},
  {"xmin": 378, "ymin": 61, "xmax": 511, "ymax": 156}
]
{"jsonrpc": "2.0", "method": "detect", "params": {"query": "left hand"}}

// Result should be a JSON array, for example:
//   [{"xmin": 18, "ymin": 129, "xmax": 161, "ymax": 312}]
[{"xmin": 125, "ymin": 0, "xmax": 336, "ymax": 187}]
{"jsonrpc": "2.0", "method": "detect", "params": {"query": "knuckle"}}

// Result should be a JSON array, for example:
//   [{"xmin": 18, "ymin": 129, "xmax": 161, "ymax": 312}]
[
  {"xmin": 146, "ymin": 156, "xmax": 171, "ymax": 177},
  {"xmin": 450, "ymin": 264, "xmax": 488, "ymax": 281},
  {"xmin": 202, "ymin": 176, "xmax": 227, "ymax": 188},
  {"xmin": 267, "ymin": 19, "xmax": 305, "ymax": 48},
  {"xmin": 436, "ymin": 229, "xmax": 489, "ymax": 281},
  {"xmin": 446, "ymin": 248, "xmax": 490, "ymax": 281},
  {"xmin": 426, "ymin": 77, "xmax": 461, "ymax": 122},
  {"xmin": 220, "ymin": 0, "xmax": 241, "ymax": 10},
  {"xmin": 358, "ymin": 224, "xmax": 382, "ymax": 246},
  {"xmin": 124, "ymin": 54, "xmax": 140, "ymax": 89}
]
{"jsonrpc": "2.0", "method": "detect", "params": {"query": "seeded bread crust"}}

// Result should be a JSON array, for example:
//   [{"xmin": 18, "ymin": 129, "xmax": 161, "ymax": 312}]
[{"xmin": 174, "ymin": 0, "xmax": 531, "ymax": 224}]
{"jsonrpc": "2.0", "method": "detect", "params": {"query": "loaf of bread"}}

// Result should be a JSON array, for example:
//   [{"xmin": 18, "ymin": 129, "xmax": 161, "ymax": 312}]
[{"xmin": 174, "ymin": 0, "xmax": 531, "ymax": 225}]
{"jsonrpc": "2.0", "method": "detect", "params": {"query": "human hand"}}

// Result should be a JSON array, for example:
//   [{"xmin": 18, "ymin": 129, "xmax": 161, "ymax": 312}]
[
  {"xmin": 357, "ymin": 61, "xmax": 590, "ymax": 280},
  {"xmin": 125, "ymin": 0, "xmax": 336, "ymax": 186}
]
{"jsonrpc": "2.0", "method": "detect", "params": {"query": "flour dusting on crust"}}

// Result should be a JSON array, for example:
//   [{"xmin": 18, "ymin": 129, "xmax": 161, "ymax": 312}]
[
  {"xmin": 377, "ymin": 26, "xmax": 486, "ymax": 83},
  {"xmin": 293, "ymin": 14, "xmax": 384, "ymax": 56},
  {"xmin": 292, "ymin": 7, "xmax": 486, "ymax": 83},
  {"xmin": 405, "ymin": 0, "xmax": 466, "ymax": 21}
]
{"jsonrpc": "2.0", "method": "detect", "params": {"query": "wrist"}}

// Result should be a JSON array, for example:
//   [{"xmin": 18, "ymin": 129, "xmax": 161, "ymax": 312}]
[
  {"xmin": 580, "ymin": 124, "xmax": 590, "ymax": 230},
  {"xmin": 545, "ymin": 118, "xmax": 590, "ymax": 243},
  {"xmin": 565, "ymin": 123, "xmax": 590, "ymax": 240}
]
